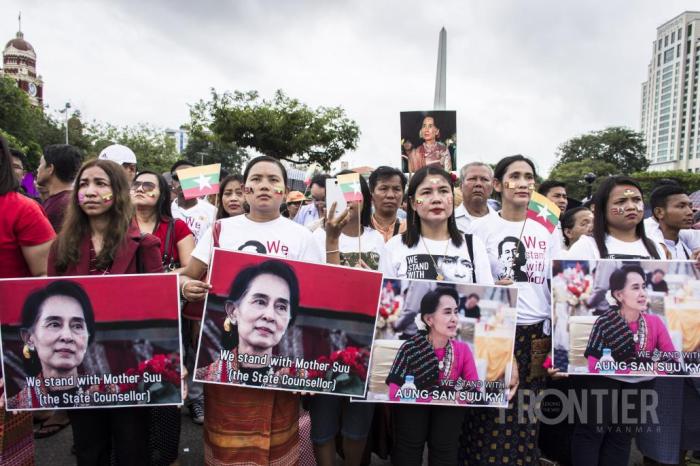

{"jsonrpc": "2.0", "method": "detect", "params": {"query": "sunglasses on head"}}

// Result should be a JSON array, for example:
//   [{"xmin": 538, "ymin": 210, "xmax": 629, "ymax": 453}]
[{"xmin": 131, "ymin": 181, "xmax": 158, "ymax": 193}]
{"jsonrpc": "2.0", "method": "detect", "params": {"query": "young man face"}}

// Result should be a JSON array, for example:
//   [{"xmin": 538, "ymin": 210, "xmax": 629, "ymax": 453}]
[
  {"xmin": 655, "ymin": 193, "xmax": 693, "ymax": 231},
  {"xmin": 11, "ymin": 155, "xmax": 25, "ymax": 182},
  {"xmin": 545, "ymin": 186, "xmax": 568, "ymax": 212}
]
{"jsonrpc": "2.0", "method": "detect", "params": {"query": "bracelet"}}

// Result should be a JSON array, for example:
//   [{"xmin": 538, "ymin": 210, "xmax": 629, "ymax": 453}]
[
  {"xmin": 326, "ymin": 249, "xmax": 340, "ymax": 254},
  {"xmin": 180, "ymin": 279, "xmax": 189, "ymax": 301}
]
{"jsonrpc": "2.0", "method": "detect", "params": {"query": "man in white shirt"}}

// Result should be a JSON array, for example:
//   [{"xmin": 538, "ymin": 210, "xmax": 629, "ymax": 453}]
[
  {"xmin": 295, "ymin": 174, "xmax": 329, "ymax": 227},
  {"xmin": 170, "ymin": 160, "xmax": 216, "ymax": 244},
  {"xmin": 648, "ymin": 184, "xmax": 695, "ymax": 259},
  {"xmin": 454, "ymin": 162, "xmax": 497, "ymax": 234}
]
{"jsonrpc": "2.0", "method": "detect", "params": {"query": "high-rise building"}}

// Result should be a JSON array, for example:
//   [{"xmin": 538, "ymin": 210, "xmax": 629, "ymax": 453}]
[{"xmin": 640, "ymin": 11, "xmax": 700, "ymax": 172}]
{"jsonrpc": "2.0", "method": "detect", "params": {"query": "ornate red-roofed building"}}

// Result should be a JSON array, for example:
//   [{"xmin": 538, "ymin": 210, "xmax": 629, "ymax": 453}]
[{"xmin": 2, "ymin": 27, "xmax": 44, "ymax": 106}]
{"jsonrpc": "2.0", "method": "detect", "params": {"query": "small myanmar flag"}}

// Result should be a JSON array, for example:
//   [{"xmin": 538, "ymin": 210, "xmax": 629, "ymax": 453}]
[
  {"xmin": 526, "ymin": 191, "xmax": 561, "ymax": 233},
  {"xmin": 176, "ymin": 163, "xmax": 221, "ymax": 200},
  {"xmin": 304, "ymin": 162, "xmax": 319, "ymax": 186},
  {"xmin": 337, "ymin": 172, "xmax": 363, "ymax": 202}
]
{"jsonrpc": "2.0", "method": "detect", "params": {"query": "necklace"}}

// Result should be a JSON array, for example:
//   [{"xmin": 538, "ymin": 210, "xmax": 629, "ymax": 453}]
[
  {"xmin": 372, "ymin": 214, "xmax": 396, "ymax": 233},
  {"xmin": 420, "ymin": 235, "xmax": 451, "ymax": 281},
  {"xmin": 427, "ymin": 335, "xmax": 453, "ymax": 376}
]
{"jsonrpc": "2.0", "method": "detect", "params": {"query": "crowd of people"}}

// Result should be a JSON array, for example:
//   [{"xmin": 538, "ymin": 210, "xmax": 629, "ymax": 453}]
[{"xmin": 1, "ymin": 134, "xmax": 700, "ymax": 465}]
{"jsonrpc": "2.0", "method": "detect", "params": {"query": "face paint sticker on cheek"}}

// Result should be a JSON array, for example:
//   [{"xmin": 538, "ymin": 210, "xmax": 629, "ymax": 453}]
[
  {"xmin": 273, "ymin": 186, "xmax": 284, "ymax": 196},
  {"xmin": 78, "ymin": 193, "xmax": 86, "ymax": 204},
  {"xmin": 610, "ymin": 207, "xmax": 625, "ymax": 215},
  {"xmin": 415, "ymin": 198, "xmax": 425, "ymax": 205},
  {"xmin": 101, "ymin": 193, "xmax": 113, "ymax": 203},
  {"xmin": 527, "ymin": 183, "xmax": 535, "ymax": 191},
  {"xmin": 633, "ymin": 201, "xmax": 644, "ymax": 212},
  {"xmin": 243, "ymin": 185, "xmax": 254, "ymax": 194}
]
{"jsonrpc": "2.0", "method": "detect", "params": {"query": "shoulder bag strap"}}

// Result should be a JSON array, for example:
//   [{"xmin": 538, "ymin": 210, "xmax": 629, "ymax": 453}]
[{"xmin": 465, "ymin": 233, "xmax": 476, "ymax": 283}]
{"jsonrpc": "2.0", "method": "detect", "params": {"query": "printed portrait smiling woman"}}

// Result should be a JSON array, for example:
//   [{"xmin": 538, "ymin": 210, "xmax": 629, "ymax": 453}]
[
  {"xmin": 584, "ymin": 265, "xmax": 676, "ymax": 374},
  {"xmin": 9, "ymin": 280, "xmax": 96, "ymax": 409},
  {"xmin": 196, "ymin": 260, "xmax": 299, "ymax": 386}
]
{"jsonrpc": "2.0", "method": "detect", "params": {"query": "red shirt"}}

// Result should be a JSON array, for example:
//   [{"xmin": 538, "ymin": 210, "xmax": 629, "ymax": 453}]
[
  {"xmin": 0, "ymin": 192, "xmax": 56, "ymax": 278},
  {"xmin": 151, "ymin": 218, "xmax": 192, "ymax": 265},
  {"xmin": 43, "ymin": 190, "xmax": 72, "ymax": 232}
]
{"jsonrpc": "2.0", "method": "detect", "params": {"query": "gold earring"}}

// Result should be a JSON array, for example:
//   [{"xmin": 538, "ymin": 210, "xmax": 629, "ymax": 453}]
[
  {"xmin": 224, "ymin": 317, "xmax": 236, "ymax": 332},
  {"xmin": 23, "ymin": 344, "xmax": 32, "ymax": 359}
]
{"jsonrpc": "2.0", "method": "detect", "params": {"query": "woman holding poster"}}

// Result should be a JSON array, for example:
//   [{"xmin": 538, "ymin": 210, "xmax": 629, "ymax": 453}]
[
  {"xmin": 378, "ymin": 165, "xmax": 495, "ymax": 465},
  {"xmin": 48, "ymin": 158, "xmax": 165, "ymax": 465},
  {"xmin": 465, "ymin": 155, "xmax": 561, "ymax": 466},
  {"xmin": 181, "ymin": 155, "xmax": 322, "ymax": 466},
  {"xmin": 0, "ymin": 135, "xmax": 55, "ymax": 463},
  {"xmin": 309, "ymin": 171, "xmax": 381, "ymax": 466},
  {"xmin": 563, "ymin": 176, "xmax": 666, "ymax": 466},
  {"xmin": 385, "ymin": 287, "xmax": 479, "ymax": 401}
]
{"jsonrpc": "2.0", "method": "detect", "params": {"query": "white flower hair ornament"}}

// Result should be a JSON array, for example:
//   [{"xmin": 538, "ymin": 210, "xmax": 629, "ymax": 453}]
[{"xmin": 414, "ymin": 313, "xmax": 427, "ymax": 332}]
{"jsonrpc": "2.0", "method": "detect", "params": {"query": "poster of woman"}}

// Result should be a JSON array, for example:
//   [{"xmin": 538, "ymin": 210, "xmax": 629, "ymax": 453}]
[
  {"xmin": 0, "ymin": 274, "xmax": 182, "ymax": 410},
  {"xmin": 400, "ymin": 111, "xmax": 457, "ymax": 173},
  {"xmin": 552, "ymin": 259, "xmax": 700, "ymax": 377},
  {"xmin": 194, "ymin": 249, "xmax": 383, "ymax": 397},
  {"xmin": 360, "ymin": 278, "xmax": 517, "ymax": 407}
]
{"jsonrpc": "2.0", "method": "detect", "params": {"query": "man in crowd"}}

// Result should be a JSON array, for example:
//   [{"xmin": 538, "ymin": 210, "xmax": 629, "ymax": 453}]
[
  {"xmin": 295, "ymin": 174, "xmax": 329, "ymax": 227},
  {"xmin": 455, "ymin": 162, "xmax": 497, "ymax": 234},
  {"xmin": 649, "ymin": 184, "xmax": 694, "ymax": 259},
  {"xmin": 37, "ymin": 144, "xmax": 83, "ymax": 232},
  {"xmin": 368, "ymin": 166, "xmax": 407, "ymax": 242},
  {"xmin": 461, "ymin": 293, "xmax": 481, "ymax": 319},
  {"xmin": 170, "ymin": 160, "xmax": 216, "ymax": 244},
  {"xmin": 9, "ymin": 149, "xmax": 25, "ymax": 183},
  {"xmin": 98, "ymin": 143, "xmax": 138, "ymax": 182},
  {"xmin": 538, "ymin": 180, "xmax": 568, "ymax": 213}
]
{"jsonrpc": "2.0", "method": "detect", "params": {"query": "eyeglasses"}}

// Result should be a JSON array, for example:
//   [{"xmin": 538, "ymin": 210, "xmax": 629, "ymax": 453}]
[{"xmin": 131, "ymin": 181, "xmax": 158, "ymax": 193}]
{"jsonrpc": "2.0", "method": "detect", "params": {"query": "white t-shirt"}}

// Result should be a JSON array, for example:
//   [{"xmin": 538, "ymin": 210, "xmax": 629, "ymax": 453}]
[
  {"xmin": 313, "ymin": 227, "xmax": 386, "ymax": 270},
  {"xmin": 171, "ymin": 199, "xmax": 217, "ymax": 244},
  {"xmin": 565, "ymin": 234, "xmax": 665, "ymax": 260},
  {"xmin": 473, "ymin": 214, "xmax": 561, "ymax": 325},
  {"xmin": 192, "ymin": 215, "xmax": 323, "ymax": 265},
  {"xmin": 644, "ymin": 217, "xmax": 695, "ymax": 259},
  {"xmin": 378, "ymin": 234, "xmax": 494, "ymax": 285},
  {"xmin": 454, "ymin": 204, "xmax": 497, "ymax": 235}
]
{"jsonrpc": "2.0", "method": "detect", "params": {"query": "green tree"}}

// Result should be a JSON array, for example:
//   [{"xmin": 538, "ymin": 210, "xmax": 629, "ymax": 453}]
[
  {"xmin": 189, "ymin": 89, "xmax": 360, "ymax": 169},
  {"xmin": 548, "ymin": 159, "xmax": 618, "ymax": 200},
  {"xmin": 86, "ymin": 123, "xmax": 179, "ymax": 174},
  {"xmin": 553, "ymin": 127, "xmax": 648, "ymax": 175},
  {"xmin": 631, "ymin": 170, "xmax": 700, "ymax": 198},
  {"xmin": 182, "ymin": 132, "xmax": 248, "ymax": 174}
]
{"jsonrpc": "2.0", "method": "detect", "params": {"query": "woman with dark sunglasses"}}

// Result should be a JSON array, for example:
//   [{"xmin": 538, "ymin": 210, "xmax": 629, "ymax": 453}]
[{"xmin": 131, "ymin": 171, "xmax": 195, "ymax": 273}]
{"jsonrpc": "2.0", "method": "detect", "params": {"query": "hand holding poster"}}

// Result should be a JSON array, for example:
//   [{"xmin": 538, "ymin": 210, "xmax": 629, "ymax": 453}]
[
  {"xmin": 552, "ymin": 259, "xmax": 700, "ymax": 377},
  {"xmin": 194, "ymin": 249, "xmax": 382, "ymax": 397},
  {"xmin": 0, "ymin": 274, "xmax": 183, "ymax": 410},
  {"xmin": 360, "ymin": 279, "xmax": 517, "ymax": 407}
]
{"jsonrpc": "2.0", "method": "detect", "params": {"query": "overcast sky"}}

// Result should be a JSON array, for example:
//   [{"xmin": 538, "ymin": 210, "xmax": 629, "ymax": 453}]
[{"xmin": 3, "ymin": 1, "xmax": 699, "ymax": 175}]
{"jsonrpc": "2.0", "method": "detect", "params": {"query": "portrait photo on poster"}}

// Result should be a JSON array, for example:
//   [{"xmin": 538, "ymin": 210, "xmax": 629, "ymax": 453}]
[
  {"xmin": 193, "ymin": 249, "xmax": 383, "ymax": 397},
  {"xmin": 400, "ymin": 110, "xmax": 456, "ymax": 174},
  {"xmin": 552, "ymin": 259, "xmax": 700, "ymax": 377},
  {"xmin": 356, "ymin": 278, "xmax": 518, "ymax": 408},
  {"xmin": 0, "ymin": 274, "xmax": 183, "ymax": 411}
]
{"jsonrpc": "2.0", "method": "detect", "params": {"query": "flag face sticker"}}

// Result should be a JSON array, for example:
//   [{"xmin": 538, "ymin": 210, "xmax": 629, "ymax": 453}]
[
  {"xmin": 177, "ymin": 164, "xmax": 221, "ymax": 199},
  {"xmin": 526, "ymin": 192, "xmax": 560, "ymax": 233},
  {"xmin": 337, "ymin": 173, "xmax": 363, "ymax": 202}
]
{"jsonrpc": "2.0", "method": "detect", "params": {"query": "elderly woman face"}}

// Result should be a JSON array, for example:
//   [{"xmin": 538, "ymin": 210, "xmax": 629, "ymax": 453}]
[
  {"xmin": 614, "ymin": 272, "xmax": 648, "ymax": 314},
  {"xmin": 28, "ymin": 295, "xmax": 89, "ymax": 376},
  {"xmin": 420, "ymin": 117, "xmax": 439, "ymax": 143},
  {"xmin": 425, "ymin": 295, "xmax": 460, "ymax": 339},
  {"xmin": 232, "ymin": 274, "xmax": 292, "ymax": 352}
]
